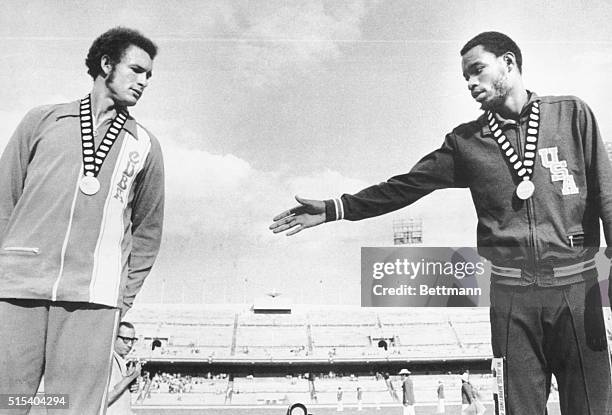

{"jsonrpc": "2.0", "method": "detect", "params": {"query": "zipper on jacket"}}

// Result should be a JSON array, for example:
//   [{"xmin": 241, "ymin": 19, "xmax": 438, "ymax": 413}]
[
  {"xmin": 52, "ymin": 172, "xmax": 82, "ymax": 300},
  {"xmin": 515, "ymin": 123, "xmax": 540, "ymax": 283},
  {"xmin": 566, "ymin": 231, "xmax": 585, "ymax": 248}
]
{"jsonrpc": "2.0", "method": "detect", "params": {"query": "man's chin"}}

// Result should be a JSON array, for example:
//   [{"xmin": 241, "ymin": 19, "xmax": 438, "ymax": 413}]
[
  {"xmin": 115, "ymin": 97, "xmax": 138, "ymax": 108},
  {"xmin": 479, "ymin": 99, "xmax": 501, "ymax": 112}
]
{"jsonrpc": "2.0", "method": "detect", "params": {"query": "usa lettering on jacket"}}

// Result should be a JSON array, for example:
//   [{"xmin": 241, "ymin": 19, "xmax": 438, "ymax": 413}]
[{"xmin": 538, "ymin": 147, "xmax": 579, "ymax": 195}]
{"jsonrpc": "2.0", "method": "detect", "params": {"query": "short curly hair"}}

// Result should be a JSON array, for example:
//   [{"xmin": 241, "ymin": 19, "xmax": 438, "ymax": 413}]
[
  {"xmin": 85, "ymin": 27, "xmax": 158, "ymax": 79},
  {"xmin": 460, "ymin": 31, "xmax": 522, "ymax": 73}
]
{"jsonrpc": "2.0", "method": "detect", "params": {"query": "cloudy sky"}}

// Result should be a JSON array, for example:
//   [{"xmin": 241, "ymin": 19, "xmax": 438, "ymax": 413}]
[{"xmin": 1, "ymin": 0, "xmax": 612, "ymax": 305}]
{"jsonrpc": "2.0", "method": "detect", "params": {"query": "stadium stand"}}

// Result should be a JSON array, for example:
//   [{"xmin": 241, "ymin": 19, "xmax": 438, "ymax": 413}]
[
  {"xmin": 127, "ymin": 304, "xmax": 488, "ymax": 396},
  {"xmin": 121, "ymin": 304, "xmax": 582, "ymax": 411},
  {"xmin": 128, "ymin": 304, "xmax": 493, "ymax": 360}
]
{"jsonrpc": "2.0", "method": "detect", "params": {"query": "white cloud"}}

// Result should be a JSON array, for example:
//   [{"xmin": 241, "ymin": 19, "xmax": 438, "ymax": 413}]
[
  {"xmin": 160, "ymin": 132, "xmax": 373, "ymax": 239},
  {"xmin": 231, "ymin": 0, "xmax": 375, "ymax": 87}
]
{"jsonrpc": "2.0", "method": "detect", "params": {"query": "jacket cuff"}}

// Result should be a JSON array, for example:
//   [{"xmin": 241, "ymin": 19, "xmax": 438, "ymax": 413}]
[{"xmin": 324, "ymin": 198, "xmax": 345, "ymax": 222}]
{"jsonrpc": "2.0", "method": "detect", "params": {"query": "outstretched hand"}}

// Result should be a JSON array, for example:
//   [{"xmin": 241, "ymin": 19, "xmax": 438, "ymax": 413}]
[{"xmin": 269, "ymin": 196, "xmax": 326, "ymax": 236}]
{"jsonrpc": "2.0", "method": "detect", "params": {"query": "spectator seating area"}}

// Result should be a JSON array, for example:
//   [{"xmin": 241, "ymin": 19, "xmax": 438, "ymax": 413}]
[{"xmin": 128, "ymin": 304, "xmax": 494, "ymax": 360}]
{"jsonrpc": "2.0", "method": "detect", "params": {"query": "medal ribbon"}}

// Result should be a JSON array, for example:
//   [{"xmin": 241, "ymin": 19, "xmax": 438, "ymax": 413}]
[
  {"xmin": 486, "ymin": 101, "xmax": 540, "ymax": 183},
  {"xmin": 79, "ymin": 95, "xmax": 128, "ymax": 177}
]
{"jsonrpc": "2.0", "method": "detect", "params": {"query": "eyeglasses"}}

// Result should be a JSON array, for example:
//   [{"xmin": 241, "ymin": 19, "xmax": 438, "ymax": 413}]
[{"xmin": 118, "ymin": 335, "xmax": 137, "ymax": 344}]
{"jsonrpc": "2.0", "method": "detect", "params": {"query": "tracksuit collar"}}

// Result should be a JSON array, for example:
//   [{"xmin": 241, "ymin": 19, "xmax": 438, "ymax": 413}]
[{"xmin": 55, "ymin": 99, "xmax": 138, "ymax": 138}]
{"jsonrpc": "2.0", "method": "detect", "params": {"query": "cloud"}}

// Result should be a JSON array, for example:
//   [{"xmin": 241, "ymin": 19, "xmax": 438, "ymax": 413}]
[
  {"xmin": 231, "ymin": 0, "xmax": 375, "ymax": 87},
  {"xmin": 285, "ymin": 169, "xmax": 370, "ymax": 199},
  {"xmin": 160, "ymin": 133, "xmax": 371, "ymax": 238},
  {"xmin": 145, "ymin": 132, "xmax": 385, "ymax": 303}
]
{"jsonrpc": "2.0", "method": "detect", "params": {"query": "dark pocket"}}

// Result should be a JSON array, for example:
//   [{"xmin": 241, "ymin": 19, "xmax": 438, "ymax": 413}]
[{"xmin": 566, "ymin": 230, "xmax": 584, "ymax": 248}]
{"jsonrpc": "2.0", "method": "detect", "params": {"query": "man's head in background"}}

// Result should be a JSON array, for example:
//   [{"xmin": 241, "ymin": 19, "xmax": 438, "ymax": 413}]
[{"xmin": 115, "ymin": 321, "xmax": 137, "ymax": 358}]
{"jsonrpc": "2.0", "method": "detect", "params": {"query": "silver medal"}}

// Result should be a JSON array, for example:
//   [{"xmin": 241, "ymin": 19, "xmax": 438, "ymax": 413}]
[
  {"xmin": 516, "ymin": 180, "xmax": 535, "ymax": 200},
  {"xmin": 78, "ymin": 95, "xmax": 127, "ymax": 197},
  {"xmin": 79, "ymin": 176, "xmax": 100, "ymax": 195}
]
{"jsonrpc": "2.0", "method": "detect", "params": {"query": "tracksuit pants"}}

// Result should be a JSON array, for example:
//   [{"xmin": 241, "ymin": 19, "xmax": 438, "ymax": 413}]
[
  {"xmin": 0, "ymin": 299, "xmax": 119, "ymax": 415},
  {"xmin": 490, "ymin": 278, "xmax": 612, "ymax": 415}
]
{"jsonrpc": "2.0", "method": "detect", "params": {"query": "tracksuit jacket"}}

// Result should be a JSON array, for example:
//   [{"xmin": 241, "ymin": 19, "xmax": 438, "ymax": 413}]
[
  {"xmin": 325, "ymin": 93, "xmax": 612, "ymax": 287},
  {"xmin": 0, "ymin": 100, "xmax": 164, "ymax": 313}
]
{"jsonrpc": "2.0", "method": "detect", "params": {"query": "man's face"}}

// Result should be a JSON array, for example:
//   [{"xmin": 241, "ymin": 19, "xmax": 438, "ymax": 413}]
[
  {"xmin": 105, "ymin": 45, "xmax": 153, "ymax": 107},
  {"xmin": 461, "ymin": 45, "xmax": 510, "ymax": 111},
  {"xmin": 115, "ymin": 325, "xmax": 137, "ymax": 357}
]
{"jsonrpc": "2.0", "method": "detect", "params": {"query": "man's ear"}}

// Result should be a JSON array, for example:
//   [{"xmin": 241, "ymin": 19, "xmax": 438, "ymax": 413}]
[
  {"xmin": 100, "ymin": 55, "xmax": 113, "ymax": 77},
  {"xmin": 503, "ymin": 52, "xmax": 517, "ymax": 71}
]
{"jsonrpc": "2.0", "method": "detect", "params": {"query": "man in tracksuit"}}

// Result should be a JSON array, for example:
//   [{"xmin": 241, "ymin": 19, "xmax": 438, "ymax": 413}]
[
  {"xmin": 271, "ymin": 31, "xmax": 612, "ymax": 414},
  {"xmin": 0, "ymin": 27, "xmax": 164, "ymax": 414}
]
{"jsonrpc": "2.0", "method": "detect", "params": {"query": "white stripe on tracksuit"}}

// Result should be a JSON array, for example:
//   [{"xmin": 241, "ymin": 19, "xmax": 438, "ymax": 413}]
[{"xmin": 89, "ymin": 126, "xmax": 152, "ymax": 305}]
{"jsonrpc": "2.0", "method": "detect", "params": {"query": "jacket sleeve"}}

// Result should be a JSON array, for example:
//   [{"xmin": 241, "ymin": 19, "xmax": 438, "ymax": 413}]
[
  {"xmin": 121, "ymin": 134, "xmax": 165, "ymax": 316},
  {"xmin": 579, "ymin": 100, "xmax": 612, "ymax": 252},
  {"xmin": 0, "ymin": 108, "xmax": 41, "ymax": 242},
  {"xmin": 325, "ymin": 132, "xmax": 468, "ymax": 221},
  {"xmin": 577, "ymin": 99, "xmax": 612, "ymax": 307}
]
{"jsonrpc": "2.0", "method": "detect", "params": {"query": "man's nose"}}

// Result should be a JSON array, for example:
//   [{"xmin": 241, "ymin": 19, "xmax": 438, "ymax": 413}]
[
  {"xmin": 467, "ymin": 76, "xmax": 478, "ymax": 91},
  {"xmin": 137, "ymin": 73, "xmax": 148, "ymax": 88}
]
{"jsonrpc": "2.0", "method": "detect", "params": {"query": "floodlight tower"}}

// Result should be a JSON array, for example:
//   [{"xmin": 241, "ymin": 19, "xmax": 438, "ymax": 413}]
[{"xmin": 393, "ymin": 218, "xmax": 423, "ymax": 245}]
